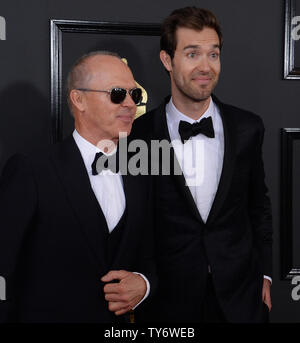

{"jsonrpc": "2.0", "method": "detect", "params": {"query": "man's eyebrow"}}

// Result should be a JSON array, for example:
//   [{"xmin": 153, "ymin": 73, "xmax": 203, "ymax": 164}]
[{"xmin": 183, "ymin": 44, "xmax": 220, "ymax": 51}]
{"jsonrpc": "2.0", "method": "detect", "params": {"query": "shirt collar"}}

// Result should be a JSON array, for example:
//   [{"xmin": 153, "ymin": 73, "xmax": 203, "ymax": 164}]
[
  {"xmin": 166, "ymin": 96, "xmax": 215, "ymax": 126},
  {"xmin": 73, "ymin": 130, "xmax": 117, "ymax": 174}
]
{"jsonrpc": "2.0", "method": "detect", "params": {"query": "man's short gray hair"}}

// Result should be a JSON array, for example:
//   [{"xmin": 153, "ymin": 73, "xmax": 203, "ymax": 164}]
[{"xmin": 66, "ymin": 50, "xmax": 121, "ymax": 115}]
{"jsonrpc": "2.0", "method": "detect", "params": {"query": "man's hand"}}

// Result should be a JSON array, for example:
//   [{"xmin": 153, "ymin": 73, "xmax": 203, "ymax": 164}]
[
  {"xmin": 262, "ymin": 278, "xmax": 272, "ymax": 312},
  {"xmin": 101, "ymin": 270, "xmax": 146, "ymax": 316}
]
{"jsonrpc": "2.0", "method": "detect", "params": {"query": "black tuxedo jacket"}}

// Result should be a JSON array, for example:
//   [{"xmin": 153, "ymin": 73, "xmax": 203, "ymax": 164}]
[
  {"xmin": 0, "ymin": 135, "xmax": 156, "ymax": 323},
  {"xmin": 131, "ymin": 95, "xmax": 273, "ymax": 323}
]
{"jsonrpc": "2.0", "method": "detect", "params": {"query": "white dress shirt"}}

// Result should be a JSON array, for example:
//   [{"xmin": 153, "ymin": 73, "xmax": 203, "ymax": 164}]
[
  {"xmin": 73, "ymin": 130, "xmax": 150, "ymax": 307},
  {"xmin": 165, "ymin": 98, "xmax": 272, "ymax": 283},
  {"xmin": 166, "ymin": 97, "xmax": 224, "ymax": 223},
  {"xmin": 73, "ymin": 130, "xmax": 125, "ymax": 232}
]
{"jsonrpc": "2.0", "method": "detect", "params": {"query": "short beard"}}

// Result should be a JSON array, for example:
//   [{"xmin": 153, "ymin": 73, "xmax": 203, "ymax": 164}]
[
  {"xmin": 177, "ymin": 83, "xmax": 214, "ymax": 103},
  {"xmin": 172, "ymin": 71, "xmax": 218, "ymax": 104}
]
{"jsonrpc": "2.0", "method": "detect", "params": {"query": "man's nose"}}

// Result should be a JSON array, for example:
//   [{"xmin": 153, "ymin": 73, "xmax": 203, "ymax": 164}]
[
  {"xmin": 196, "ymin": 56, "xmax": 211, "ymax": 73},
  {"xmin": 121, "ymin": 92, "xmax": 136, "ymax": 108}
]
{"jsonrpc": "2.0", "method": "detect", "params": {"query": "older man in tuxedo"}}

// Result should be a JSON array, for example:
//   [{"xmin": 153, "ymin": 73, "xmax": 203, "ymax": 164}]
[
  {"xmin": 0, "ymin": 51, "xmax": 156, "ymax": 322},
  {"xmin": 132, "ymin": 7, "xmax": 273, "ymax": 323}
]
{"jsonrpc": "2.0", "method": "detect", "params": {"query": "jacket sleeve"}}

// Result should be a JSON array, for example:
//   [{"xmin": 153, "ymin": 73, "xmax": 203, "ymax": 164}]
[
  {"xmin": 248, "ymin": 118, "xmax": 273, "ymax": 278},
  {"xmin": 0, "ymin": 154, "xmax": 37, "ymax": 322}
]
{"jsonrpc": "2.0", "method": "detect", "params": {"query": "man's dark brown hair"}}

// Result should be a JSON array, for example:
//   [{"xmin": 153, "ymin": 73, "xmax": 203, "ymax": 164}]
[{"xmin": 160, "ymin": 7, "xmax": 223, "ymax": 59}]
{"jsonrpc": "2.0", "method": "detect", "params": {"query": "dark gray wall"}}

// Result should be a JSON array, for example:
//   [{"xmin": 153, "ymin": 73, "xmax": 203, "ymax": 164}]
[{"xmin": 0, "ymin": 0, "xmax": 299, "ymax": 323}]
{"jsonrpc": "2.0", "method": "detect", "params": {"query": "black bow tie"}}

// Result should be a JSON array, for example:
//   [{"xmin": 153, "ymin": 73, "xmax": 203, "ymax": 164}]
[
  {"xmin": 91, "ymin": 150, "xmax": 119, "ymax": 175},
  {"xmin": 178, "ymin": 117, "xmax": 215, "ymax": 143}
]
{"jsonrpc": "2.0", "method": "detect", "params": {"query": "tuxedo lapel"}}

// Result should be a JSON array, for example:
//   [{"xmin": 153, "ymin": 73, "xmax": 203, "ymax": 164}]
[
  {"xmin": 153, "ymin": 96, "xmax": 237, "ymax": 225},
  {"xmin": 153, "ymin": 100, "xmax": 204, "ymax": 224},
  {"xmin": 110, "ymin": 174, "xmax": 132, "ymax": 267},
  {"xmin": 50, "ymin": 136, "xmax": 109, "ymax": 272},
  {"xmin": 206, "ymin": 95, "xmax": 237, "ymax": 225}
]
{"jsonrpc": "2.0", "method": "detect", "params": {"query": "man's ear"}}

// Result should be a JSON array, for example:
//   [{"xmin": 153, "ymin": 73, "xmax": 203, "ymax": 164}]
[
  {"xmin": 69, "ymin": 89, "xmax": 86, "ymax": 112},
  {"xmin": 160, "ymin": 50, "xmax": 172, "ymax": 72}
]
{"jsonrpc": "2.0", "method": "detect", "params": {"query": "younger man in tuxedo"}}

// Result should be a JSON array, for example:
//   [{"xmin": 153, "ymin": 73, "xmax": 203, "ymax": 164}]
[{"xmin": 133, "ymin": 7, "xmax": 273, "ymax": 323}]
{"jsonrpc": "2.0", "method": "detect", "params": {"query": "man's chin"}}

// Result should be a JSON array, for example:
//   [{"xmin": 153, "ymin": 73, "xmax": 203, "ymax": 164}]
[
  {"xmin": 117, "ymin": 127, "xmax": 132, "ymax": 139},
  {"xmin": 180, "ymin": 85, "xmax": 214, "ymax": 103},
  {"xmin": 187, "ymin": 91, "xmax": 212, "ymax": 103}
]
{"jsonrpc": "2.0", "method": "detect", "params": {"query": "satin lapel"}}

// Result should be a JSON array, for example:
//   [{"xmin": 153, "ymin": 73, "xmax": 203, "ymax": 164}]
[
  {"xmin": 153, "ymin": 100, "xmax": 204, "ymax": 224},
  {"xmin": 110, "ymin": 173, "xmax": 135, "ymax": 268},
  {"xmin": 206, "ymin": 96, "xmax": 237, "ymax": 225},
  {"xmin": 50, "ymin": 136, "xmax": 108, "ymax": 272},
  {"xmin": 110, "ymin": 132, "xmax": 149, "ymax": 267}
]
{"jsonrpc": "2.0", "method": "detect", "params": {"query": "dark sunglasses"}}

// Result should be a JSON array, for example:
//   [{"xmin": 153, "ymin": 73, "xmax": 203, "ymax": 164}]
[{"xmin": 75, "ymin": 87, "xmax": 143, "ymax": 105}]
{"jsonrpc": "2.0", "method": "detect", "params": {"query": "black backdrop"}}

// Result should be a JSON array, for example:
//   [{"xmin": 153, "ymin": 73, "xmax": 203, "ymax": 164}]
[{"xmin": 0, "ymin": 0, "xmax": 300, "ymax": 323}]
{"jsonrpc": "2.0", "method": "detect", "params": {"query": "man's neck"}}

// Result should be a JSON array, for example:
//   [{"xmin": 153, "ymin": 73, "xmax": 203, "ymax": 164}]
[{"xmin": 171, "ymin": 94, "xmax": 211, "ymax": 121}]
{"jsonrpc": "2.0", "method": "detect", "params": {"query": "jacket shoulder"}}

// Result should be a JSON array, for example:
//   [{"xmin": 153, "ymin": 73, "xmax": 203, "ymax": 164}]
[
  {"xmin": 217, "ymin": 99, "xmax": 265, "ymax": 133},
  {"xmin": 130, "ymin": 109, "xmax": 158, "ymax": 140},
  {"xmin": 1, "ymin": 136, "xmax": 75, "ymax": 177}
]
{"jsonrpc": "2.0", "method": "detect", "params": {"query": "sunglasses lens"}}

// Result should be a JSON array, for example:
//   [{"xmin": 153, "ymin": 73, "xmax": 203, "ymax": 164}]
[
  {"xmin": 110, "ymin": 88, "xmax": 142, "ymax": 104},
  {"xmin": 110, "ymin": 88, "xmax": 127, "ymax": 104},
  {"xmin": 131, "ymin": 88, "xmax": 142, "ymax": 104}
]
